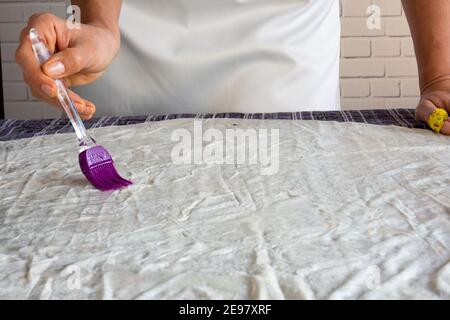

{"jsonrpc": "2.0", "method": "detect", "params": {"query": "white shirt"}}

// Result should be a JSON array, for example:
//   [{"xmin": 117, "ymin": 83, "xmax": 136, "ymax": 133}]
[{"xmin": 76, "ymin": 0, "xmax": 341, "ymax": 116}]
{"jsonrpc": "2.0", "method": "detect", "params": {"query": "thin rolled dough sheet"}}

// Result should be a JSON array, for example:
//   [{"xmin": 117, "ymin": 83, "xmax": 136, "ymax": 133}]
[{"xmin": 0, "ymin": 119, "xmax": 449, "ymax": 300}]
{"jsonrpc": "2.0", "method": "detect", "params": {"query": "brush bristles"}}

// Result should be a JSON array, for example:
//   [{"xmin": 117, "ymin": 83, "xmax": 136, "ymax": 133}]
[
  {"xmin": 79, "ymin": 145, "xmax": 132, "ymax": 191},
  {"xmin": 83, "ymin": 162, "xmax": 132, "ymax": 191}
]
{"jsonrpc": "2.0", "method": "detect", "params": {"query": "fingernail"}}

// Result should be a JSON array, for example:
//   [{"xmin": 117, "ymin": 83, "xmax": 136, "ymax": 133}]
[
  {"xmin": 46, "ymin": 61, "xmax": 65, "ymax": 77},
  {"xmin": 41, "ymin": 84, "xmax": 54, "ymax": 97}
]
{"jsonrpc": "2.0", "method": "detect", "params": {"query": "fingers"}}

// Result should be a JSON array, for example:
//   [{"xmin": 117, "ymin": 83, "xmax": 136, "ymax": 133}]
[
  {"xmin": 15, "ymin": 13, "xmax": 62, "ymax": 99},
  {"xmin": 29, "ymin": 87, "xmax": 96, "ymax": 120},
  {"xmin": 19, "ymin": 13, "xmax": 66, "ymax": 50},
  {"xmin": 42, "ymin": 47, "xmax": 87, "ymax": 80},
  {"xmin": 15, "ymin": 13, "xmax": 95, "ymax": 119},
  {"xmin": 16, "ymin": 33, "xmax": 57, "ymax": 97},
  {"xmin": 439, "ymin": 117, "xmax": 450, "ymax": 136},
  {"xmin": 17, "ymin": 40, "xmax": 94, "ymax": 119},
  {"xmin": 67, "ymin": 90, "xmax": 96, "ymax": 119},
  {"xmin": 416, "ymin": 98, "xmax": 450, "ymax": 135}
]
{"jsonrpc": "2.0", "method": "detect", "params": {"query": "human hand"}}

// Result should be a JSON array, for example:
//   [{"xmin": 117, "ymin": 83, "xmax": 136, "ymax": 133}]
[
  {"xmin": 15, "ymin": 13, "xmax": 120, "ymax": 119},
  {"xmin": 416, "ymin": 79, "xmax": 450, "ymax": 135}
]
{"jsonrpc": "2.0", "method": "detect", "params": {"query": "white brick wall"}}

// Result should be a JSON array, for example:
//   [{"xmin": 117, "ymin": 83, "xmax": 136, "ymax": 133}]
[
  {"xmin": 1, "ymin": 0, "xmax": 420, "ymax": 119},
  {"xmin": 340, "ymin": 0, "xmax": 420, "ymax": 110}
]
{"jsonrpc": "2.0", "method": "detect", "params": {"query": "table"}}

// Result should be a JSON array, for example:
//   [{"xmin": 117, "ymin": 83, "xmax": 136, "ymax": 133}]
[{"xmin": 0, "ymin": 109, "xmax": 426, "ymax": 142}]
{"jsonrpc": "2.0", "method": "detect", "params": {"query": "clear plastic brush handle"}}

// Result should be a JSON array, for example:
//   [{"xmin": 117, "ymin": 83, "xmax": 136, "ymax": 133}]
[{"xmin": 29, "ymin": 28, "xmax": 95, "ymax": 148}]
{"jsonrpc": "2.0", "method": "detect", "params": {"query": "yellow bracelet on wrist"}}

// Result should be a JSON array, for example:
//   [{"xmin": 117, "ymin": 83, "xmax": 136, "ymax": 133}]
[{"xmin": 428, "ymin": 108, "xmax": 448, "ymax": 134}]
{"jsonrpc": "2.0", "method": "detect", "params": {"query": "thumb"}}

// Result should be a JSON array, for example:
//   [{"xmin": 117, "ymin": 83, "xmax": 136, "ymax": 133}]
[{"xmin": 42, "ymin": 47, "xmax": 86, "ymax": 80}]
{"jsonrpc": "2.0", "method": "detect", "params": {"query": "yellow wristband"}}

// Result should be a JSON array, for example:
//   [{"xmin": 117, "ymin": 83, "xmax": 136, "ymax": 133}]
[{"xmin": 428, "ymin": 108, "xmax": 448, "ymax": 133}]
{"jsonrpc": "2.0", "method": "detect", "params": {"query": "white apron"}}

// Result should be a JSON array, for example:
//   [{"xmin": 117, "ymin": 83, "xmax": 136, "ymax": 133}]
[{"xmin": 76, "ymin": 0, "xmax": 341, "ymax": 116}]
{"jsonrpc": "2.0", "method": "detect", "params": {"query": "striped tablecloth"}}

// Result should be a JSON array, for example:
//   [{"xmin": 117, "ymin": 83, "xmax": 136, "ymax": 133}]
[{"xmin": 0, "ymin": 109, "xmax": 426, "ymax": 142}]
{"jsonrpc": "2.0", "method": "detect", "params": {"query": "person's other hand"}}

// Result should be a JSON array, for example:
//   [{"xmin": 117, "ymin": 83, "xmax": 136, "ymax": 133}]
[
  {"xmin": 15, "ymin": 13, "xmax": 120, "ymax": 119},
  {"xmin": 416, "ymin": 80, "xmax": 450, "ymax": 135}
]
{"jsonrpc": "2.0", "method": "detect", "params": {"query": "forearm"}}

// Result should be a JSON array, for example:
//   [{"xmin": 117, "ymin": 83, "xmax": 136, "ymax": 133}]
[
  {"xmin": 72, "ymin": 0, "xmax": 122, "ymax": 38},
  {"xmin": 402, "ymin": 0, "xmax": 450, "ymax": 92}
]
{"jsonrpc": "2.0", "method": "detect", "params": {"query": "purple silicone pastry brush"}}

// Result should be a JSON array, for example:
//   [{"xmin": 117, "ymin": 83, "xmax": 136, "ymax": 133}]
[{"xmin": 30, "ymin": 28, "xmax": 132, "ymax": 191}]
